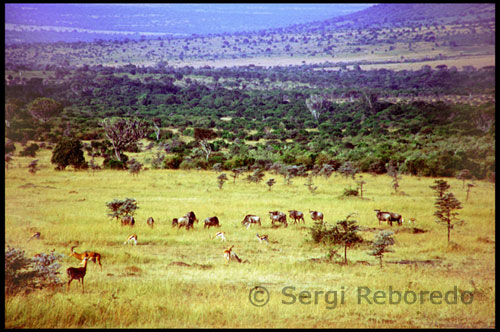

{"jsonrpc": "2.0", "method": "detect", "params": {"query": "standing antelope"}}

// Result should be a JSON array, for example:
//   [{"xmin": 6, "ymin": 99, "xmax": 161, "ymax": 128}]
[
  {"xmin": 215, "ymin": 231, "xmax": 226, "ymax": 242},
  {"xmin": 70, "ymin": 246, "xmax": 102, "ymax": 271},
  {"xmin": 67, "ymin": 256, "xmax": 89, "ymax": 293},
  {"xmin": 124, "ymin": 234, "xmax": 138, "ymax": 245},
  {"xmin": 223, "ymin": 245, "xmax": 242, "ymax": 263},
  {"xmin": 147, "ymin": 217, "xmax": 154, "ymax": 228},
  {"xmin": 256, "ymin": 233, "xmax": 269, "ymax": 244}
]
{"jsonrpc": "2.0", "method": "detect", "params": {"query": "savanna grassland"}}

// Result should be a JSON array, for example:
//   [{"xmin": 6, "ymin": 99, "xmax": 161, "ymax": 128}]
[{"xmin": 5, "ymin": 146, "xmax": 495, "ymax": 328}]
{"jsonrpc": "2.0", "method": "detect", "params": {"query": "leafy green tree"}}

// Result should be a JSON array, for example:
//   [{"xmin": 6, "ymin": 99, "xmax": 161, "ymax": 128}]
[
  {"xmin": 434, "ymin": 192, "xmax": 463, "ymax": 243},
  {"xmin": 100, "ymin": 118, "xmax": 149, "ymax": 162},
  {"xmin": 368, "ymin": 231, "xmax": 395, "ymax": 267},
  {"xmin": 51, "ymin": 138, "xmax": 86, "ymax": 170},
  {"xmin": 106, "ymin": 198, "xmax": 139, "ymax": 221},
  {"xmin": 331, "ymin": 214, "xmax": 363, "ymax": 265}
]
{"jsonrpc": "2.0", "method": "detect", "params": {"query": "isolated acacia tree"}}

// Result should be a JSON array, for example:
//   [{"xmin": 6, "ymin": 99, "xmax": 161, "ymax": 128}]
[
  {"xmin": 266, "ymin": 178, "xmax": 276, "ymax": 191},
  {"xmin": 231, "ymin": 167, "xmax": 244, "ymax": 183},
  {"xmin": 194, "ymin": 127, "xmax": 217, "ymax": 161},
  {"xmin": 368, "ymin": 231, "xmax": 395, "ymax": 268},
  {"xmin": 100, "ymin": 118, "xmax": 149, "ymax": 162},
  {"xmin": 27, "ymin": 97, "xmax": 63, "ymax": 123},
  {"xmin": 434, "ymin": 192, "xmax": 463, "ymax": 243},
  {"xmin": 430, "ymin": 179, "xmax": 450, "ymax": 198},
  {"xmin": 386, "ymin": 162, "xmax": 402, "ymax": 193},
  {"xmin": 456, "ymin": 169, "xmax": 472, "ymax": 188},
  {"xmin": 28, "ymin": 159, "xmax": 39, "ymax": 174},
  {"xmin": 106, "ymin": 198, "xmax": 139, "ymax": 221},
  {"xmin": 217, "ymin": 173, "xmax": 228, "ymax": 190}
]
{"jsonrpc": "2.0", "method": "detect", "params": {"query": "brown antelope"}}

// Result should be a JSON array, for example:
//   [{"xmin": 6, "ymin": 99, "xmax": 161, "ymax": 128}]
[
  {"xmin": 256, "ymin": 233, "xmax": 269, "ymax": 244},
  {"xmin": 215, "ymin": 231, "xmax": 226, "ymax": 242},
  {"xmin": 146, "ymin": 217, "xmax": 154, "ymax": 228},
  {"xmin": 67, "ymin": 256, "xmax": 89, "ymax": 293},
  {"xmin": 223, "ymin": 245, "xmax": 242, "ymax": 263},
  {"xmin": 28, "ymin": 232, "xmax": 41, "ymax": 241},
  {"xmin": 70, "ymin": 246, "xmax": 102, "ymax": 271},
  {"xmin": 124, "ymin": 234, "xmax": 138, "ymax": 245}
]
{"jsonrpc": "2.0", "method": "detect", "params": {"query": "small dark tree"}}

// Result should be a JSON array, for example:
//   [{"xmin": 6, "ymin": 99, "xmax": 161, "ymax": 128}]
[
  {"xmin": 386, "ymin": 162, "xmax": 402, "ymax": 193},
  {"xmin": 51, "ymin": 137, "xmax": 86, "ymax": 170},
  {"xmin": 246, "ymin": 168, "xmax": 265, "ymax": 183},
  {"xmin": 28, "ymin": 159, "xmax": 39, "ymax": 174},
  {"xmin": 456, "ymin": 169, "xmax": 472, "ymax": 188},
  {"xmin": 368, "ymin": 231, "xmax": 395, "ymax": 268},
  {"xmin": 217, "ymin": 173, "xmax": 228, "ymax": 190},
  {"xmin": 318, "ymin": 164, "xmax": 335, "ymax": 179},
  {"xmin": 430, "ymin": 179, "xmax": 450, "ymax": 198},
  {"xmin": 88, "ymin": 158, "xmax": 101, "ymax": 174},
  {"xmin": 5, "ymin": 153, "xmax": 14, "ymax": 170},
  {"xmin": 331, "ymin": 214, "xmax": 363, "ymax": 265},
  {"xmin": 231, "ymin": 167, "xmax": 244, "ymax": 184},
  {"xmin": 19, "ymin": 143, "xmax": 39, "ymax": 157},
  {"xmin": 304, "ymin": 174, "xmax": 317, "ymax": 194},
  {"xmin": 434, "ymin": 192, "xmax": 463, "ymax": 243},
  {"xmin": 127, "ymin": 158, "xmax": 143, "ymax": 176},
  {"xmin": 466, "ymin": 183, "xmax": 475, "ymax": 202},
  {"xmin": 151, "ymin": 152, "xmax": 165, "ymax": 169},
  {"xmin": 356, "ymin": 177, "xmax": 366, "ymax": 199},
  {"xmin": 266, "ymin": 178, "xmax": 276, "ymax": 191},
  {"xmin": 338, "ymin": 161, "xmax": 358, "ymax": 179}
]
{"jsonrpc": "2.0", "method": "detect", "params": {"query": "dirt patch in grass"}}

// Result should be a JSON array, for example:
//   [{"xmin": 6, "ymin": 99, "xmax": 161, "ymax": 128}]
[{"xmin": 168, "ymin": 261, "xmax": 213, "ymax": 269}]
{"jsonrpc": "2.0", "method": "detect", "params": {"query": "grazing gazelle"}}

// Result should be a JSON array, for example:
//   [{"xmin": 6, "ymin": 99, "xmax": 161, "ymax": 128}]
[
  {"xmin": 70, "ymin": 246, "xmax": 102, "ymax": 271},
  {"xmin": 67, "ymin": 256, "xmax": 89, "ymax": 293},
  {"xmin": 256, "ymin": 233, "xmax": 269, "ymax": 244},
  {"xmin": 223, "ymin": 245, "xmax": 242, "ymax": 263},
  {"xmin": 124, "ymin": 234, "xmax": 138, "ymax": 245},
  {"xmin": 215, "ymin": 231, "xmax": 226, "ymax": 242}
]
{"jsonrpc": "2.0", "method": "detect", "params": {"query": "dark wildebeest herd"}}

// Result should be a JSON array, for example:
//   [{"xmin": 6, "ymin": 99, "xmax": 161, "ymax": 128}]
[{"xmin": 117, "ymin": 209, "xmax": 407, "ymax": 230}]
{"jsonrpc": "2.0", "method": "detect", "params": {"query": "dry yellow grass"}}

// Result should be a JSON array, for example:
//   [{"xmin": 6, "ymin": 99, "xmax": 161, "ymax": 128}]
[{"xmin": 5, "ymin": 147, "xmax": 495, "ymax": 328}]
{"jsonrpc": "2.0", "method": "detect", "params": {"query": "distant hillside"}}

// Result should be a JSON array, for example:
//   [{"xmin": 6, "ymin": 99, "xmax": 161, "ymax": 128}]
[
  {"xmin": 4, "ymin": 3, "xmax": 373, "ymax": 44},
  {"xmin": 284, "ymin": 3, "xmax": 495, "ymax": 32}
]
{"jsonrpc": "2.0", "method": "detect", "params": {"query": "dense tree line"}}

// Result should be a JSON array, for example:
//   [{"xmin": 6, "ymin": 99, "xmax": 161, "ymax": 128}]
[{"xmin": 5, "ymin": 64, "xmax": 495, "ymax": 180}]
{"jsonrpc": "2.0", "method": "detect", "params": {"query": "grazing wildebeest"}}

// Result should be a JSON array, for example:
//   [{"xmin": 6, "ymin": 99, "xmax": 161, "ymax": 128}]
[
  {"xmin": 147, "ymin": 217, "xmax": 154, "ymax": 228},
  {"xmin": 204, "ymin": 216, "xmax": 220, "ymax": 228},
  {"xmin": 171, "ymin": 218, "xmax": 178, "ymax": 227},
  {"xmin": 241, "ymin": 214, "xmax": 261, "ymax": 228},
  {"xmin": 185, "ymin": 211, "xmax": 198, "ymax": 224},
  {"xmin": 309, "ymin": 210, "xmax": 324, "ymax": 222},
  {"xmin": 288, "ymin": 210, "xmax": 305, "ymax": 224},
  {"xmin": 269, "ymin": 211, "xmax": 288, "ymax": 227},
  {"xmin": 374, "ymin": 209, "xmax": 404, "ymax": 226},
  {"xmin": 175, "ymin": 211, "xmax": 198, "ymax": 230},
  {"xmin": 121, "ymin": 215, "xmax": 135, "ymax": 226}
]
